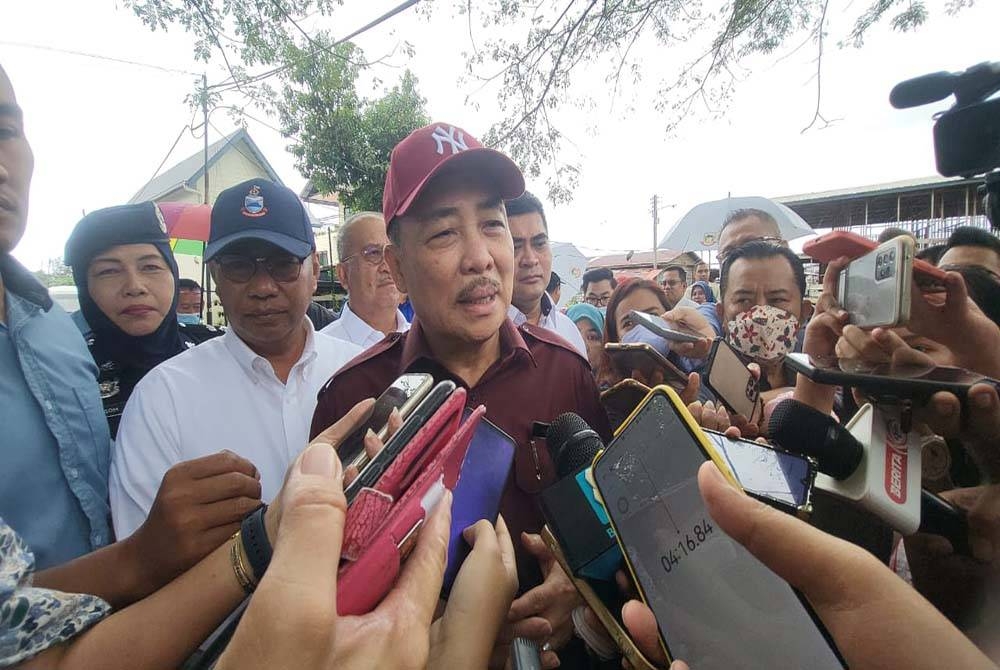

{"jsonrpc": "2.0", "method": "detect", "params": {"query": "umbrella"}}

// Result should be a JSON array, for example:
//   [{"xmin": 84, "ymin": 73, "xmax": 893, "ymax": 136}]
[
  {"xmin": 659, "ymin": 196, "xmax": 814, "ymax": 252},
  {"xmin": 157, "ymin": 202, "xmax": 212, "ymax": 243}
]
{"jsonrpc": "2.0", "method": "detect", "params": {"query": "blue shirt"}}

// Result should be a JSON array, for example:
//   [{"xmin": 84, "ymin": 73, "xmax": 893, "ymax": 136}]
[{"xmin": 0, "ymin": 255, "xmax": 111, "ymax": 569}]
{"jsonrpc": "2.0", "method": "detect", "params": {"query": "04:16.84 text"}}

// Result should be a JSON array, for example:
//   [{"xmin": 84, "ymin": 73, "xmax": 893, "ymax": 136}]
[{"xmin": 660, "ymin": 518, "xmax": 714, "ymax": 573}]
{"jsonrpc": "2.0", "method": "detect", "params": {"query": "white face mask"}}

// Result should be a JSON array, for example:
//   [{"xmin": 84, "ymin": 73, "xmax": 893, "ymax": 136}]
[{"xmin": 726, "ymin": 304, "xmax": 800, "ymax": 363}]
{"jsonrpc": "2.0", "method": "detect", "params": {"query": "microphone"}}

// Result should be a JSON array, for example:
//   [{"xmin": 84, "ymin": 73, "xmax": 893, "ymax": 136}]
[
  {"xmin": 890, "ymin": 70, "xmax": 959, "ymax": 109},
  {"xmin": 769, "ymin": 400, "xmax": 969, "ymax": 551},
  {"xmin": 510, "ymin": 638, "xmax": 542, "ymax": 670},
  {"xmin": 538, "ymin": 413, "xmax": 622, "ymax": 581}
]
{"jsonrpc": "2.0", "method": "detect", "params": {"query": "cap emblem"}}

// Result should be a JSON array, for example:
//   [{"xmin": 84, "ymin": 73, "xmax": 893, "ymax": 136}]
[
  {"xmin": 431, "ymin": 125, "xmax": 468, "ymax": 155},
  {"xmin": 242, "ymin": 185, "xmax": 268, "ymax": 218}
]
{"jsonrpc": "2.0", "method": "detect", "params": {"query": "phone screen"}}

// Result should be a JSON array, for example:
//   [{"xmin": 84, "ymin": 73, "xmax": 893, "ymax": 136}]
[
  {"xmin": 443, "ymin": 416, "xmax": 516, "ymax": 594},
  {"xmin": 702, "ymin": 430, "xmax": 813, "ymax": 510},
  {"xmin": 339, "ymin": 373, "xmax": 433, "ymax": 466},
  {"xmin": 706, "ymin": 339, "xmax": 759, "ymax": 419},
  {"xmin": 593, "ymin": 392, "xmax": 843, "ymax": 669}
]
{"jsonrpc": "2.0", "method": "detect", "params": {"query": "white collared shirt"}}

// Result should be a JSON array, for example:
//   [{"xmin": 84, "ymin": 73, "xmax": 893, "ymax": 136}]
[
  {"xmin": 109, "ymin": 321, "xmax": 362, "ymax": 538},
  {"xmin": 319, "ymin": 302, "xmax": 410, "ymax": 350},
  {"xmin": 508, "ymin": 293, "xmax": 588, "ymax": 356}
]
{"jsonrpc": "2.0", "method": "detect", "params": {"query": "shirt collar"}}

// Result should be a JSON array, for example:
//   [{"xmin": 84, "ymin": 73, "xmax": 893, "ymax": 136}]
[
  {"xmin": 400, "ymin": 316, "xmax": 534, "ymax": 375},
  {"xmin": 340, "ymin": 302, "xmax": 409, "ymax": 343},
  {"xmin": 507, "ymin": 292, "xmax": 554, "ymax": 328},
  {"xmin": 0, "ymin": 254, "xmax": 53, "ymax": 310},
  {"xmin": 223, "ymin": 317, "xmax": 318, "ymax": 380}
]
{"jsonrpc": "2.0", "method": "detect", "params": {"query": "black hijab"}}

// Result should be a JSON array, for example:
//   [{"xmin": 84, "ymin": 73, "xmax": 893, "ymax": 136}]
[{"xmin": 64, "ymin": 202, "xmax": 184, "ymax": 370}]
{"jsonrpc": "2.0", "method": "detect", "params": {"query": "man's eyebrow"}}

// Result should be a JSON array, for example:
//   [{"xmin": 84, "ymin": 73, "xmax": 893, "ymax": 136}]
[
  {"xmin": 478, "ymin": 195, "xmax": 503, "ymax": 211},
  {"xmin": 423, "ymin": 205, "xmax": 459, "ymax": 222},
  {"xmin": 531, "ymin": 233, "xmax": 548, "ymax": 243}
]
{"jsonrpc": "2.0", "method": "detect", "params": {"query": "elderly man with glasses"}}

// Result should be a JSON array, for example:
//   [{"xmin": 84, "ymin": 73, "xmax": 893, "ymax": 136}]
[
  {"xmin": 320, "ymin": 212, "xmax": 409, "ymax": 349},
  {"xmin": 110, "ymin": 180, "xmax": 362, "ymax": 539}
]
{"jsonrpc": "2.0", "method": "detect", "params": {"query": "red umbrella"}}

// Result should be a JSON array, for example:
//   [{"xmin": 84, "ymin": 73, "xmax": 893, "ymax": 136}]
[{"xmin": 157, "ymin": 202, "xmax": 212, "ymax": 242}]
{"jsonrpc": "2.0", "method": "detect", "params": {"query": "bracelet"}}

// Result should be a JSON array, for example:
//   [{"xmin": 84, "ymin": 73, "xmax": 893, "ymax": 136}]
[
  {"xmin": 230, "ymin": 531, "xmax": 256, "ymax": 594},
  {"xmin": 240, "ymin": 504, "xmax": 272, "ymax": 584}
]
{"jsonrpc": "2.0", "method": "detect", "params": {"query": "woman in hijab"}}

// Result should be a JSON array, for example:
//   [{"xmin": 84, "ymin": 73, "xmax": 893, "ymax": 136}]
[
  {"xmin": 690, "ymin": 279, "xmax": 716, "ymax": 304},
  {"xmin": 64, "ymin": 202, "xmax": 220, "ymax": 438}
]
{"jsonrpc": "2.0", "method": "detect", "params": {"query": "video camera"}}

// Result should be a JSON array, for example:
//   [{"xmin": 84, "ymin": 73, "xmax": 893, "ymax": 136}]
[{"xmin": 890, "ymin": 61, "xmax": 1000, "ymax": 227}]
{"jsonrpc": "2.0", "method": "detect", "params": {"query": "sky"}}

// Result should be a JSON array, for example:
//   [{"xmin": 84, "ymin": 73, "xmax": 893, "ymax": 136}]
[{"xmin": 3, "ymin": 0, "xmax": 999, "ymax": 271}]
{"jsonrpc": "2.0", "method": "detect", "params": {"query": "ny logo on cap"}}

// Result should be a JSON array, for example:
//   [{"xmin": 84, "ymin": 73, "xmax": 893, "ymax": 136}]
[
  {"xmin": 431, "ymin": 126, "xmax": 468, "ymax": 155},
  {"xmin": 242, "ymin": 185, "xmax": 268, "ymax": 218}
]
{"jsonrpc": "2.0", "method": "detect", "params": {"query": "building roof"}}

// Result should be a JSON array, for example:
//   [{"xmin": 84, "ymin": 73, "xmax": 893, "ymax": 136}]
[
  {"xmin": 776, "ymin": 175, "xmax": 982, "ymax": 207},
  {"xmin": 129, "ymin": 128, "xmax": 284, "ymax": 203},
  {"xmin": 587, "ymin": 249, "xmax": 700, "ymax": 269}
]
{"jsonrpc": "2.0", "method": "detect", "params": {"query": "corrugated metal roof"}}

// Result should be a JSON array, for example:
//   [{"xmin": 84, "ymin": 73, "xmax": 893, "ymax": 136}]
[
  {"xmin": 129, "ymin": 128, "xmax": 284, "ymax": 203},
  {"xmin": 776, "ymin": 175, "xmax": 982, "ymax": 206}
]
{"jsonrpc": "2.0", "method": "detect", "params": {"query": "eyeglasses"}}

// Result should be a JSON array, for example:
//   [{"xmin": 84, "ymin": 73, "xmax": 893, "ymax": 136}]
[
  {"xmin": 341, "ymin": 244, "xmax": 386, "ymax": 266},
  {"xmin": 215, "ymin": 255, "xmax": 306, "ymax": 284},
  {"xmin": 585, "ymin": 295, "xmax": 611, "ymax": 307},
  {"xmin": 718, "ymin": 236, "xmax": 785, "ymax": 263}
]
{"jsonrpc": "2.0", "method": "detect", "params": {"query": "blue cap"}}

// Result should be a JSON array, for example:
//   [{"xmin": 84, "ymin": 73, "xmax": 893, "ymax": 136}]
[
  {"xmin": 206, "ymin": 179, "xmax": 315, "ymax": 261},
  {"xmin": 567, "ymin": 303, "xmax": 605, "ymax": 336}
]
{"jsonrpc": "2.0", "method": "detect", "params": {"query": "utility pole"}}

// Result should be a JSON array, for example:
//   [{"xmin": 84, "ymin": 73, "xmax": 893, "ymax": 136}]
[
  {"xmin": 200, "ymin": 73, "xmax": 214, "ymax": 326},
  {"xmin": 651, "ymin": 194, "xmax": 660, "ymax": 272}
]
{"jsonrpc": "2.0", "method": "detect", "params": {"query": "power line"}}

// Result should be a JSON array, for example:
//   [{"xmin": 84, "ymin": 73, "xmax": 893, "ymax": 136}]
[{"xmin": 0, "ymin": 40, "xmax": 199, "ymax": 76}]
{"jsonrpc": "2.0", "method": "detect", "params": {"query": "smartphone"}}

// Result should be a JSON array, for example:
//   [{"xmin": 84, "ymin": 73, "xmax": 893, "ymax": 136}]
[
  {"xmin": 803, "ymin": 230, "xmax": 947, "ymax": 290},
  {"xmin": 601, "ymin": 379, "xmax": 652, "ymax": 432},
  {"xmin": 605, "ymin": 343, "xmax": 688, "ymax": 388},
  {"xmin": 592, "ymin": 387, "xmax": 845, "ymax": 669},
  {"xmin": 701, "ymin": 429, "xmax": 815, "ymax": 512},
  {"xmin": 345, "ymin": 380, "xmax": 457, "ymax": 505},
  {"xmin": 442, "ymin": 416, "xmax": 516, "ymax": 595},
  {"xmin": 340, "ymin": 373, "xmax": 435, "ymax": 471},
  {"xmin": 837, "ymin": 236, "xmax": 914, "ymax": 328},
  {"xmin": 785, "ymin": 352, "xmax": 1000, "ymax": 403},
  {"xmin": 629, "ymin": 310, "xmax": 703, "ymax": 344},
  {"xmin": 541, "ymin": 527, "xmax": 659, "ymax": 670},
  {"xmin": 702, "ymin": 338, "xmax": 760, "ymax": 422}
]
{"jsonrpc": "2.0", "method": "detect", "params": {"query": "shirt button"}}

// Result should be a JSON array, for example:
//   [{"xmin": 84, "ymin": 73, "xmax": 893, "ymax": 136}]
[
  {"xmin": 91, "ymin": 532, "xmax": 104, "ymax": 545},
  {"xmin": 44, "ymin": 400, "xmax": 53, "ymax": 411},
  {"xmin": 68, "ymin": 467, "xmax": 79, "ymax": 480}
]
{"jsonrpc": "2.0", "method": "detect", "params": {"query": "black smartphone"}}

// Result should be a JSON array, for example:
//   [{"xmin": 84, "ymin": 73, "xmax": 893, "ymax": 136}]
[
  {"xmin": 703, "ymin": 338, "xmax": 761, "ymax": 422},
  {"xmin": 604, "ymin": 343, "xmax": 688, "ymax": 388},
  {"xmin": 601, "ymin": 379, "xmax": 652, "ymax": 433},
  {"xmin": 785, "ymin": 353, "xmax": 1000, "ymax": 403},
  {"xmin": 591, "ymin": 387, "xmax": 845, "ymax": 669},
  {"xmin": 338, "ymin": 373, "xmax": 435, "ymax": 469},
  {"xmin": 701, "ymin": 429, "xmax": 815, "ymax": 512},
  {"xmin": 629, "ymin": 310, "xmax": 703, "ymax": 344},
  {"xmin": 345, "ymin": 380, "xmax": 457, "ymax": 505}
]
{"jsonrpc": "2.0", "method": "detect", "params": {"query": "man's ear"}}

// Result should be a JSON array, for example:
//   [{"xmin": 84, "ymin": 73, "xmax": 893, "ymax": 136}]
[
  {"xmin": 309, "ymin": 253, "xmax": 320, "ymax": 293},
  {"xmin": 384, "ymin": 244, "xmax": 408, "ymax": 295},
  {"xmin": 336, "ymin": 261, "xmax": 350, "ymax": 293},
  {"xmin": 715, "ymin": 301, "xmax": 724, "ymax": 323},
  {"xmin": 800, "ymin": 298, "xmax": 814, "ymax": 322},
  {"xmin": 208, "ymin": 262, "xmax": 218, "ymax": 283}
]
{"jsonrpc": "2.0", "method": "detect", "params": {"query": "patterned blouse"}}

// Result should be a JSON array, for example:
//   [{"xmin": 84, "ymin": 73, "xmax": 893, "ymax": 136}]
[{"xmin": 0, "ymin": 517, "xmax": 110, "ymax": 666}]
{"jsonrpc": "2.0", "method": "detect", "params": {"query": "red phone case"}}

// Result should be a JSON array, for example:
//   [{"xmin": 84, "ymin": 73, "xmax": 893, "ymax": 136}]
[
  {"xmin": 336, "ymin": 389, "xmax": 485, "ymax": 616},
  {"xmin": 804, "ymin": 230, "xmax": 947, "ymax": 284}
]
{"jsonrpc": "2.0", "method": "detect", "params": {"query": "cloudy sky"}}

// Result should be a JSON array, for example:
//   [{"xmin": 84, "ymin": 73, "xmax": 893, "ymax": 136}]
[{"xmin": 3, "ymin": 0, "xmax": 998, "ymax": 270}]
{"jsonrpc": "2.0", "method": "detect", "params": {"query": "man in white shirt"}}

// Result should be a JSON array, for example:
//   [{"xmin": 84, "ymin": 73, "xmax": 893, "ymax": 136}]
[
  {"xmin": 111, "ymin": 180, "xmax": 362, "ymax": 538},
  {"xmin": 663, "ymin": 264, "xmax": 700, "ymax": 309},
  {"xmin": 505, "ymin": 191, "xmax": 587, "ymax": 356},
  {"xmin": 320, "ymin": 211, "xmax": 409, "ymax": 348}
]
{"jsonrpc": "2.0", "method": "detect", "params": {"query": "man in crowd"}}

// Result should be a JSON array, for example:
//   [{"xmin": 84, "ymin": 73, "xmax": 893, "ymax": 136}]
[
  {"xmin": 717, "ymin": 208, "xmax": 786, "ymax": 262},
  {"xmin": 581, "ymin": 266, "xmax": 616, "ymax": 308},
  {"xmin": 505, "ymin": 191, "xmax": 586, "ymax": 355},
  {"xmin": 938, "ymin": 225, "xmax": 1000, "ymax": 279},
  {"xmin": 662, "ymin": 264, "xmax": 698, "ymax": 309},
  {"xmin": 111, "ymin": 179, "xmax": 362, "ymax": 538},
  {"xmin": 320, "ymin": 211, "xmax": 409, "ymax": 348},
  {"xmin": 177, "ymin": 278, "xmax": 203, "ymax": 324},
  {"xmin": 694, "ymin": 261, "xmax": 710, "ymax": 283},
  {"xmin": 0, "ymin": 64, "xmax": 262, "ymax": 609},
  {"xmin": 310, "ymin": 123, "xmax": 610, "ymax": 666}
]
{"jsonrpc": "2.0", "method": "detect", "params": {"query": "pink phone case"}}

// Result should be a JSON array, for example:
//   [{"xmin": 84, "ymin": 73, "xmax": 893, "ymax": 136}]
[{"xmin": 336, "ymin": 390, "xmax": 485, "ymax": 616}]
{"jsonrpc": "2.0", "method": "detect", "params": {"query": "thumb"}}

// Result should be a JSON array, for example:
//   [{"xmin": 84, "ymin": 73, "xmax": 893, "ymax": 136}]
[{"xmin": 521, "ymin": 532, "xmax": 552, "ymax": 561}]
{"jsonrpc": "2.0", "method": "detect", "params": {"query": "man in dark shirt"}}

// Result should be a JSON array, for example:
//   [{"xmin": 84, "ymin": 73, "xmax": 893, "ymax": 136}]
[{"xmin": 311, "ymin": 122, "xmax": 610, "ymax": 665}]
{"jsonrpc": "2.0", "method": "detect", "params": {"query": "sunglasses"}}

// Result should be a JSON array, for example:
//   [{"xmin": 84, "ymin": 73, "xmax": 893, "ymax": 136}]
[
  {"xmin": 214, "ymin": 254, "xmax": 306, "ymax": 284},
  {"xmin": 341, "ymin": 244, "xmax": 386, "ymax": 266}
]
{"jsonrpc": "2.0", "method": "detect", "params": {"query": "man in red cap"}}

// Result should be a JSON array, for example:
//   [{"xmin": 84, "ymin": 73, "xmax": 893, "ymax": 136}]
[{"xmin": 311, "ymin": 122, "xmax": 610, "ymax": 666}]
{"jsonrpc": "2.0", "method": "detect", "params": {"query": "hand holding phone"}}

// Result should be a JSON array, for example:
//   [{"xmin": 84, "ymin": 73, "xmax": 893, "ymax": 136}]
[
  {"xmin": 837, "ymin": 237, "xmax": 915, "ymax": 329},
  {"xmin": 703, "ymin": 338, "xmax": 761, "ymax": 424}
]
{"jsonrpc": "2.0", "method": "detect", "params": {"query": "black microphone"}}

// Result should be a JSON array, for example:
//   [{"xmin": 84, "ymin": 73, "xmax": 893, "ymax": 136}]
[
  {"xmin": 890, "ymin": 70, "xmax": 959, "ymax": 109},
  {"xmin": 769, "ymin": 399, "xmax": 970, "ymax": 553},
  {"xmin": 538, "ymin": 413, "xmax": 621, "ymax": 581}
]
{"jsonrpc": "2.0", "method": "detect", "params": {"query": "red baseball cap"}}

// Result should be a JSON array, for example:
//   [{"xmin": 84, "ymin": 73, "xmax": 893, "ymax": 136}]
[{"xmin": 382, "ymin": 122, "xmax": 525, "ymax": 224}]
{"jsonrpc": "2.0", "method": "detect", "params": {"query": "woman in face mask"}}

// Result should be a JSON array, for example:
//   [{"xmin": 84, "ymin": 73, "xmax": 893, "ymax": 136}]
[{"xmin": 65, "ymin": 202, "xmax": 222, "ymax": 438}]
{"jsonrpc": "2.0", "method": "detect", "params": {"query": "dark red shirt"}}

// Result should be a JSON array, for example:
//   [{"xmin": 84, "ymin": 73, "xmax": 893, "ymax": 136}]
[{"xmin": 311, "ymin": 317, "xmax": 612, "ymax": 589}]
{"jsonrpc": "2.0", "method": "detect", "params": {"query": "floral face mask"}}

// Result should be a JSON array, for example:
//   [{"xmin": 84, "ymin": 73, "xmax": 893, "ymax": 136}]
[{"xmin": 726, "ymin": 304, "xmax": 800, "ymax": 362}]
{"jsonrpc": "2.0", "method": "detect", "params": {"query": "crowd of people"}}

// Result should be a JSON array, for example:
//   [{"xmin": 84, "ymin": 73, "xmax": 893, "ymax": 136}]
[{"xmin": 2, "ymin": 60, "xmax": 1000, "ymax": 670}]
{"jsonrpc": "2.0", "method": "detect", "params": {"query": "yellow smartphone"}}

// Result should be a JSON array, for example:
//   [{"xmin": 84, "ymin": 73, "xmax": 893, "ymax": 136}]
[{"xmin": 590, "ymin": 386, "xmax": 845, "ymax": 669}]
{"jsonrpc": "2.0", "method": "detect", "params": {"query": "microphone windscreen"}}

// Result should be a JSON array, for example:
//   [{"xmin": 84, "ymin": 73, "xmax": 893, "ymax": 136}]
[
  {"xmin": 547, "ymin": 413, "xmax": 604, "ymax": 478},
  {"xmin": 890, "ymin": 71, "xmax": 957, "ymax": 109},
  {"xmin": 768, "ymin": 399, "xmax": 863, "ymax": 480}
]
